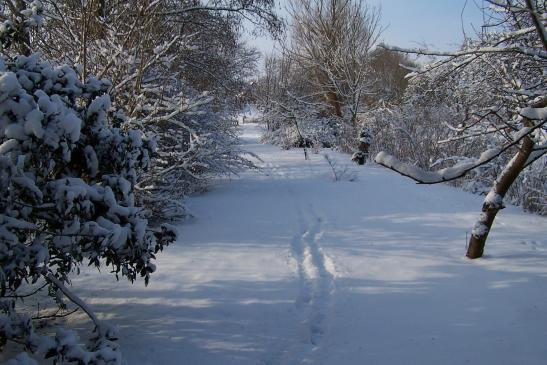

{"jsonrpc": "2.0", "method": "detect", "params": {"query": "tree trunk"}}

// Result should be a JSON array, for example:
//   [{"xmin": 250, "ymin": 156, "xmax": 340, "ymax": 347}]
[
  {"xmin": 325, "ymin": 90, "xmax": 342, "ymax": 117},
  {"xmin": 466, "ymin": 121, "xmax": 535, "ymax": 259},
  {"xmin": 81, "ymin": 2, "xmax": 89, "ymax": 81},
  {"xmin": 466, "ymin": 0, "xmax": 547, "ymax": 259}
]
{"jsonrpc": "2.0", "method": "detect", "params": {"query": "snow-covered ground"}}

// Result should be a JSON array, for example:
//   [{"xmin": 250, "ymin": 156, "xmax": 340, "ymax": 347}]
[{"xmin": 70, "ymin": 123, "xmax": 546, "ymax": 364}]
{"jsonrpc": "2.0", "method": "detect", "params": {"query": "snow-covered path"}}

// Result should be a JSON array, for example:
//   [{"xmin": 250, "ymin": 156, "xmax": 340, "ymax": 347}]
[{"xmin": 74, "ymin": 124, "xmax": 547, "ymax": 365}]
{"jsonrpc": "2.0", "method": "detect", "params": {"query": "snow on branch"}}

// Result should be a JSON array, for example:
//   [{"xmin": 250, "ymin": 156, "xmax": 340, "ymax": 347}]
[
  {"xmin": 520, "ymin": 105, "xmax": 547, "ymax": 120},
  {"xmin": 375, "ymin": 118, "xmax": 546, "ymax": 184},
  {"xmin": 380, "ymin": 43, "xmax": 547, "ymax": 61}
]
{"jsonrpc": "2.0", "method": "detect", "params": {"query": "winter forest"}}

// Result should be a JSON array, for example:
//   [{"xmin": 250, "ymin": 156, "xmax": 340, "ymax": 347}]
[{"xmin": 0, "ymin": 0, "xmax": 546, "ymax": 364}]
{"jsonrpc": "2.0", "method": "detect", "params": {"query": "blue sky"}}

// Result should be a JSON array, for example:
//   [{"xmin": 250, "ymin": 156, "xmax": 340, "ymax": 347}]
[
  {"xmin": 246, "ymin": 0, "xmax": 485, "ymax": 55},
  {"xmin": 372, "ymin": 0, "xmax": 485, "ymax": 48}
]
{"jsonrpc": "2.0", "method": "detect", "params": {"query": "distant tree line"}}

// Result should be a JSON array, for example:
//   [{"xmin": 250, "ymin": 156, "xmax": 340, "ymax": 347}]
[{"xmin": 254, "ymin": 0, "xmax": 546, "ymax": 258}]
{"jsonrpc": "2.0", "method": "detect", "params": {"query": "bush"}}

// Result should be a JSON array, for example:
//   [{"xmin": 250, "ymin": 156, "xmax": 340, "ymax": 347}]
[{"xmin": 0, "ymin": 52, "xmax": 175, "ymax": 364}]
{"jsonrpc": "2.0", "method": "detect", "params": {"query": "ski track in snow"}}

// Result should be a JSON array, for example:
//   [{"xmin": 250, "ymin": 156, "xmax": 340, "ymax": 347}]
[
  {"xmin": 287, "ymin": 204, "xmax": 336, "ymax": 355},
  {"xmin": 257, "ymin": 147, "xmax": 337, "ymax": 363}
]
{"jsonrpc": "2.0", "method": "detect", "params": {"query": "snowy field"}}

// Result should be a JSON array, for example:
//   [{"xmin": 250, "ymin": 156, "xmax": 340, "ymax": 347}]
[{"xmin": 68, "ymin": 123, "xmax": 546, "ymax": 364}]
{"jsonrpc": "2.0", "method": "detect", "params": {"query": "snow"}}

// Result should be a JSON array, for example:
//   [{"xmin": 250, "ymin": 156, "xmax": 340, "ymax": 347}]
[
  {"xmin": 0, "ymin": 139, "xmax": 19, "ymax": 154},
  {"xmin": 23, "ymin": 109, "xmax": 44, "ymax": 138},
  {"xmin": 0, "ymin": 72, "xmax": 21, "ymax": 101},
  {"xmin": 33, "ymin": 123, "xmax": 547, "ymax": 365},
  {"xmin": 520, "ymin": 106, "xmax": 547, "ymax": 120},
  {"xmin": 375, "ymin": 148, "xmax": 502, "ymax": 184},
  {"xmin": 5, "ymin": 352, "xmax": 38, "ymax": 365},
  {"xmin": 472, "ymin": 213, "xmax": 490, "ymax": 238},
  {"xmin": 484, "ymin": 191, "xmax": 504, "ymax": 209},
  {"xmin": 240, "ymin": 104, "xmax": 262, "ymax": 122}
]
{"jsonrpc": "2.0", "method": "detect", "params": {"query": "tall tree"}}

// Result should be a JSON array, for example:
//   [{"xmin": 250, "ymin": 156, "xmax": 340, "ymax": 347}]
[{"xmin": 286, "ymin": 0, "xmax": 381, "ymax": 123}]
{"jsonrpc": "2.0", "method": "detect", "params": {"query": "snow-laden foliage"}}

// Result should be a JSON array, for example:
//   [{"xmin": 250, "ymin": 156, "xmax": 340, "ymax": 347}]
[
  {"xmin": 261, "ymin": 104, "xmax": 342, "ymax": 150},
  {"xmin": 351, "ymin": 124, "xmax": 373, "ymax": 164},
  {"xmin": 373, "ymin": 0, "xmax": 546, "ymax": 257},
  {"xmin": 368, "ymin": 99, "xmax": 546, "ymax": 214},
  {"xmin": 285, "ymin": 0, "xmax": 381, "ymax": 123},
  {"xmin": 31, "ymin": 0, "xmax": 270, "ymax": 219},
  {"xmin": 137, "ymin": 87, "xmax": 256, "ymax": 218},
  {"xmin": 0, "ymin": 53, "xmax": 175, "ymax": 363},
  {"xmin": 0, "ymin": 1, "xmax": 43, "ymax": 55}
]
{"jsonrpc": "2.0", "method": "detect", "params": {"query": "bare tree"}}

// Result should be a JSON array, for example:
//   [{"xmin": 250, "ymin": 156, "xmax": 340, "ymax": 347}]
[
  {"xmin": 286, "ymin": 0, "xmax": 382, "ymax": 124},
  {"xmin": 30, "ymin": 0, "xmax": 276, "ymax": 218},
  {"xmin": 370, "ymin": 48, "xmax": 416, "ymax": 103}
]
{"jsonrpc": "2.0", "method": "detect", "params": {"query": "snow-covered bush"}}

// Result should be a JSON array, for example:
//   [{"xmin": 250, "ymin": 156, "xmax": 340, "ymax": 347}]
[
  {"xmin": 137, "ymin": 87, "xmax": 256, "ymax": 218},
  {"xmin": 261, "ymin": 106, "xmax": 341, "ymax": 150},
  {"xmin": 0, "ymin": 52, "xmax": 175, "ymax": 364},
  {"xmin": 351, "ymin": 124, "xmax": 373, "ymax": 164}
]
